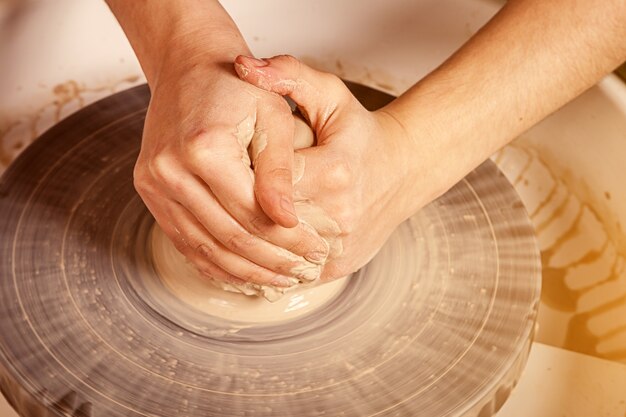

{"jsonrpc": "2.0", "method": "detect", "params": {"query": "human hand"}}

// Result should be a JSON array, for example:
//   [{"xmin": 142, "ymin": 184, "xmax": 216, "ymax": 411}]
[
  {"xmin": 235, "ymin": 55, "xmax": 433, "ymax": 281},
  {"xmin": 133, "ymin": 50, "xmax": 330, "ymax": 288}
]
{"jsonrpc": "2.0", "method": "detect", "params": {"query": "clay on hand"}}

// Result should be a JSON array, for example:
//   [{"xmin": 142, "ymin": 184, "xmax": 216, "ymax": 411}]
[
  {"xmin": 209, "ymin": 113, "xmax": 342, "ymax": 301},
  {"xmin": 234, "ymin": 55, "xmax": 425, "ymax": 283},
  {"xmin": 134, "ymin": 56, "xmax": 339, "ymax": 296}
]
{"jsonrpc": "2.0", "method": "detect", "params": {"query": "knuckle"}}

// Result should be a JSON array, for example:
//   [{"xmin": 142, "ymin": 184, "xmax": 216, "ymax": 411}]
[
  {"xmin": 226, "ymin": 232, "xmax": 255, "ymax": 252},
  {"xmin": 132, "ymin": 164, "xmax": 155, "ymax": 196},
  {"xmin": 184, "ymin": 130, "xmax": 228, "ymax": 174},
  {"xmin": 264, "ymin": 166, "xmax": 292, "ymax": 182},
  {"xmin": 148, "ymin": 152, "xmax": 172, "ymax": 182},
  {"xmin": 147, "ymin": 153, "xmax": 187, "ymax": 191},
  {"xmin": 324, "ymin": 158, "xmax": 354, "ymax": 190},
  {"xmin": 196, "ymin": 241, "xmax": 217, "ymax": 260},
  {"xmin": 247, "ymin": 214, "xmax": 272, "ymax": 236},
  {"xmin": 184, "ymin": 133, "xmax": 211, "ymax": 162},
  {"xmin": 184, "ymin": 129, "xmax": 210, "ymax": 150}
]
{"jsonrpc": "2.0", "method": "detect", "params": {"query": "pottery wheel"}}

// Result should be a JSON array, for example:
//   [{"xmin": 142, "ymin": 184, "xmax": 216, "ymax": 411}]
[{"xmin": 0, "ymin": 83, "xmax": 540, "ymax": 417}]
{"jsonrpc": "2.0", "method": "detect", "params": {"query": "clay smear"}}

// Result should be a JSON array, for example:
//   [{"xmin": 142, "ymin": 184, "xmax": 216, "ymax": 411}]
[{"xmin": 150, "ymin": 223, "xmax": 347, "ymax": 322}]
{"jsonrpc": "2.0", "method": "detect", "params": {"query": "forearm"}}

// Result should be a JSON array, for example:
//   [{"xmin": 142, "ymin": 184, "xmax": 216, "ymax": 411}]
[
  {"xmin": 105, "ymin": 0, "xmax": 250, "ymax": 86},
  {"xmin": 387, "ymin": 0, "xmax": 626, "ymax": 209}
]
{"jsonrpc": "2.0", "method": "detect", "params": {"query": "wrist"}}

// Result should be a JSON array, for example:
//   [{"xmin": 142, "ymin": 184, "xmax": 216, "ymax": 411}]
[
  {"xmin": 107, "ymin": 0, "xmax": 251, "ymax": 87},
  {"xmin": 374, "ymin": 107, "xmax": 446, "ymax": 220},
  {"xmin": 148, "ymin": 24, "xmax": 251, "ymax": 88},
  {"xmin": 380, "ymin": 82, "xmax": 494, "ymax": 217}
]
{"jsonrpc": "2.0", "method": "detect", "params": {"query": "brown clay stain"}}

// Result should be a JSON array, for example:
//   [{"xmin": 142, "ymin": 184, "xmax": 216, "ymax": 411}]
[
  {"xmin": 497, "ymin": 142, "xmax": 626, "ymax": 363},
  {"xmin": 0, "ymin": 75, "xmax": 142, "ymax": 174}
]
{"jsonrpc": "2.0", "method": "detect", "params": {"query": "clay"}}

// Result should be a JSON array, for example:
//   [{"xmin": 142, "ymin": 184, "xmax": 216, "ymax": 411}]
[
  {"xmin": 150, "ymin": 223, "xmax": 348, "ymax": 322},
  {"xmin": 182, "ymin": 110, "xmax": 342, "ymax": 301}
]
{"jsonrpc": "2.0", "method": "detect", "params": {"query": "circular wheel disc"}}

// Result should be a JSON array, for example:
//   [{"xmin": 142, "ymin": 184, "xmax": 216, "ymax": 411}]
[{"xmin": 0, "ymin": 83, "xmax": 540, "ymax": 417}]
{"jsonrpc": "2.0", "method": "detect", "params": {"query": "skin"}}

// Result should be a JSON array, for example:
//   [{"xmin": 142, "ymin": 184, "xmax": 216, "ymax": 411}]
[
  {"xmin": 106, "ymin": 0, "xmax": 329, "ymax": 288},
  {"xmin": 235, "ymin": 56, "xmax": 415, "ymax": 280},
  {"xmin": 107, "ymin": 0, "xmax": 626, "ymax": 284}
]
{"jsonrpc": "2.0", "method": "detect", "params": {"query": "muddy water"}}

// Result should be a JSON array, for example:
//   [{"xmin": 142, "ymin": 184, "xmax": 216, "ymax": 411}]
[
  {"xmin": 494, "ymin": 142, "xmax": 626, "ymax": 363},
  {"xmin": 0, "ymin": 76, "xmax": 142, "ymax": 175}
]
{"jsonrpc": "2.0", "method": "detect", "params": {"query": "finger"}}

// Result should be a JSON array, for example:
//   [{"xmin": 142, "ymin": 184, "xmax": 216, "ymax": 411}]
[
  {"xmin": 196, "ymin": 259, "xmax": 248, "ymax": 288},
  {"xmin": 141, "ymin": 192, "xmax": 244, "ymax": 285},
  {"xmin": 183, "ymin": 129, "xmax": 329, "ymax": 264},
  {"xmin": 250, "ymin": 101, "xmax": 298, "ymax": 229},
  {"xmin": 234, "ymin": 54, "xmax": 353, "ymax": 133},
  {"xmin": 151, "ymin": 206, "xmax": 246, "ymax": 287},
  {"xmin": 154, "ymin": 166, "xmax": 323, "ymax": 282},
  {"xmin": 290, "ymin": 146, "xmax": 354, "ymax": 202},
  {"xmin": 144, "ymin": 194, "xmax": 297, "ymax": 288},
  {"xmin": 293, "ymin": 113, "xmax": 316, "ymax": 149}
]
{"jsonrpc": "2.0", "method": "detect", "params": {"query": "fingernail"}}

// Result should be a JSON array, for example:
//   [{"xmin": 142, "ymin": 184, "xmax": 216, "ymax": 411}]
[
  {"xmin": 292, "ymin": 264, "xmax": 321, "ymax": 282},
  {"xmin": 247, "ymin": 56, "xmax": 269, "ymax": 67},
  {"xmin": 280, "ymin": 196, "xmax": 299, "ymax": 222},
  {"xmin": 197, "ymin": 244, "xmax": 211, "ymax": 258},
  {"xmin": 272, "ymin": 275, "xmax": 296, "ymax": 288},
  {"xmin": 234, "ymin": 62, "xmax": 249, "ymax": 78},
  {"xmin": 305, "ymin": 249, "xmax": 328, "ymax": 264}
]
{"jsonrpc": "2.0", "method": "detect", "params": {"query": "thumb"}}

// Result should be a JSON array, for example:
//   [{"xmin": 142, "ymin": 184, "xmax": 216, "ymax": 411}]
[
  {"xmin": 234, "ymin": 55, "xmax": 352, "ymax": 132},
  {"xmin": 250, "ymin": 104, "xmax": 299, "ymax": 228}
]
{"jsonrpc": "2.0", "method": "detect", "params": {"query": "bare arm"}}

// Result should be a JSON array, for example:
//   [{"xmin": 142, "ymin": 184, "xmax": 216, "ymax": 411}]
[
  {"xmin": 384, "ymin": 0, "xmax": 626, "ymax": 213},
  {"xmin": 105, "ymin": 0, "xmax": 248, "ymax": 85},
  {"xmin": 233, "ymin": 0, "xmax": 626, "ymax": 280}
]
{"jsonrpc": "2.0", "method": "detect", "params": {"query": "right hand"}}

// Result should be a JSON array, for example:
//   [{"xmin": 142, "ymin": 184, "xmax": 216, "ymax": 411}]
[
  {"xmin": 235, "ymin": 55, "xmax": 428, "ymax": 282},
  {"xmin": 133, "ymin": 49, "xmax": 329, "ymax": 289}
]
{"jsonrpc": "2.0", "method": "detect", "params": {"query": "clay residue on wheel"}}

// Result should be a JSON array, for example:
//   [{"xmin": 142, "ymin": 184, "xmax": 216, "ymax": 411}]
[
  {"xmin": 0, "ymin": 75, "xmax": 142, "ymax": 175},
  {"xmin": 149, "ymin": 223, "xmax": 348, "ymax": 322},
  {"xmin": 494, "ymin": 142, "xmax": 626, "ymax": 363}
]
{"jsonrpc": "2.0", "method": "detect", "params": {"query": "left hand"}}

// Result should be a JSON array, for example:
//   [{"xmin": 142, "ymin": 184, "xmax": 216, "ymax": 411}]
[{"xmin": 235, "ymin": 55, "xmax": 439, "ymax": 281}]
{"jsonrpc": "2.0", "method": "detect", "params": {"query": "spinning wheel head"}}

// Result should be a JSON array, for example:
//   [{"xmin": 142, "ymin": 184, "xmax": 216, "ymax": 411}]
[{"xmin": 0, "ymin": 83, "xmax": 540, "ymax": 417}]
